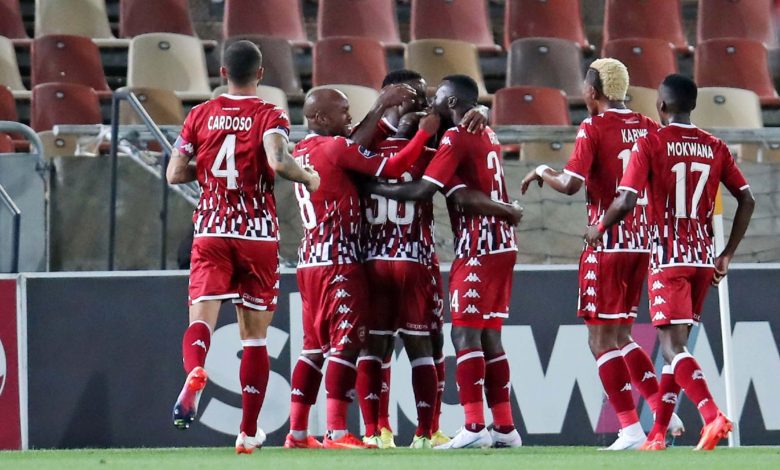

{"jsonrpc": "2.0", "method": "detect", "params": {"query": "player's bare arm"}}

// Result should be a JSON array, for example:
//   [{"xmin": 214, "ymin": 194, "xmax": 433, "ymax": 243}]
[
  {"xmin": 521, "ymin": 165, "xmax": 583, "ymax": 196},
  {"xmin": 713, "ymin": 187, "xmax": 755, "ymax": 284},
  {"xmin": 263, "ymin": 133, "xmax": 320, "ymax": 192},
  {"xmin": 584, "ymin": 189, "xmax": 637, "ymax": 247},
  {"xmin": 366, "ymin": 178, "xmax": 439, "ymax": 202},
  {"xmin": 451, "ymin": 190, "xmax": 523, "ymax": 226},
  {"xmin": 166, "ymin": 148, "xmax": 197, "ymax": 184},
  {"xmin": 349, "ymin": 84, "xmax": 419, "ymax": 148}
]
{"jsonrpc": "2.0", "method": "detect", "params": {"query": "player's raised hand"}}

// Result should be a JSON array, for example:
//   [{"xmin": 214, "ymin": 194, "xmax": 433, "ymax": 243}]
[
  {"xmin": 461, "ymin": 105, "xmax": 489, "ymax": 133},
  {"xmin": 419, "ymin": 112, "xmax": 441, "ymax": 135},
  {"xmin": 584, "ymin": 225, "xmax": 604, "ymax": 248},
  {"xmin": 521, "ymin": 169, "xmax": 543, "ymax": 194},
  {"xmin": 304, "ymin": 165, "xmax": 320, "ymax": 193},
  {"xmin": 712, "ymin": 254, "xmax": 731, "ymax": 286},
  {"xmin": 378, "ymin": 83, "xmax": 417, "ymax": 109}
]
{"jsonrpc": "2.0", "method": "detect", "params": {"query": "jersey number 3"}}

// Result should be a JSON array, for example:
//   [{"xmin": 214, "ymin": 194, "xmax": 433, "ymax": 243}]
[{"xmin": 211, "ymin": 134, "xmax": 239, "ymax": 189}]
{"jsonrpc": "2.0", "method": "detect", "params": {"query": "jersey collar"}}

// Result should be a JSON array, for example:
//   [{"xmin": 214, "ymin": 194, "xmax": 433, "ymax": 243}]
[
  {"xmin": 605, "ymin": 108, "xmax": 633, "ymax": 114},
  {"xmin": 220, "ymin": 93, "xmax": 259, "ymax": 100},
  {"xmin": 668, "ymin": 122, "xmax": 697, "ymax": 129}
]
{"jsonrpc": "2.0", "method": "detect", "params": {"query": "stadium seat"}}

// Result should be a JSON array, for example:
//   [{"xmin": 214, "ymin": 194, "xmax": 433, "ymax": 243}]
[
  {"xmin": 0, "ymin": 0, "xmax": 29, "ymax": 42},
  {"xmin": 694, "ymin": 38, "xmax": 780, "ymax": 106},
  {"xmin": 116, "ymin": 87, "xmax": 185, "ymax": 125},
  {"xmin": 312, "ymin": 37, "xmax": 388, "ymax": 90},
  {"xmin": 307, "ymin": 85, "xmax": 379, "ymax": 125},
  {"xmin": 30, "ymin": 83, "xmax": 102, "ymax": 132},
  {"xmin": 31, "ymin": 35, "xmax": 111, "ymax": 96},
  {"xmin": 223, "ymin": 0, "xmax": 310, "ymax": 48},
  {"xmin": 698, "ymin": 0, "xmax": 776, "ymax": 48},
  {"xmin": 506, "ymin": 38, "xmax": 584, "ymax": 102},
  {"xmin": 602, "ymin": 38, "xmax": 678, "ymax": 90},
  {"xmin": 0, "ymin": 132, "xmax": 12, "ymax": 153},
  {"xmin": 127, "ymin": 33, "xmax": 211, "ymax": 101},
  {"xmin": 624, "ymin": 86, "xmax": 661, "ymax": 122},
  {"xmin": 603, "ymin": 0, "xmax": 691, "ymax": 54},
  {"xmin": 491, "ymin": 86, "xmax": 570, "ymax": 125},
  {"xmin": 37, "ymin": 130, "xmax": 79, "ymax": 158},
  {"xmin": 0, "ymin": 85, "xmax": 17, "ymax": 121},
  {"xmin": 211, "ymin": 84, "xmax": 290, "ymax": 114},
  {"xmin": 34, "ymin": 0, "xmax": 125, "ymax": 46},
  {"xmin": 119, "ymin": 0, "xmax": 195, "ymax": 38},
  {"xmin": 317, "ymin": 0, "xmax": 402, "ymax": 49},
  {"xmin": 405, "ymin": 39, "xmax": 488, "ymax": 98},
  {"xmin": 0, "ymin": 36, "xmax": 27, "ymax": 98},
  {"xmin": 222, "ymin": 36, "xmax": 302, "ymax": 96},
  {"xmin": 410, "ymin": 0, "xmax": 500, "ymax": 52},
  {"xmin": 691, "ymin": 87, "xmax": 763, "ymax": 162},
  {"xmin": 503, "ymin": 0, "xmax": 591, "ymax": 52}
]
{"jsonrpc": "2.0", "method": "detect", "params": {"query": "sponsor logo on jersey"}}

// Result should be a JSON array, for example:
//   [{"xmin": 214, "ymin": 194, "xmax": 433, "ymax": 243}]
[
  {"xmin": 337, "ymin": 320, "xmax": 353, "ymax": 330},
  {"xmin": 463, "ymin": 305, "xmax": 480, "ymax": 314},
  {"xmin": 337, "ymin": 305, "xmax": 352, "ymax": 314},
  {"xmin": 465, "ymin": 273, "xmax": 482, "ymax": 283},
  {"xmin": 641, "ymin": 371, "xmax": 657, "ymax": 382},
  {"xmin": 651, "ymin": 280, "xmax": 665, "ymax": 291},
  {"xmin": 466, "ymin": 258, "xmax": 482, "ymax": 267},
  {"xmin": 662, "ymin": 393, "xmax": 678, "ymax": 405},
  {"xmin": 584, "ymin": 271, "xmax": 597, "ymax": 280},
  {"xmin": 620, "ymin": 383, "xmax": 632, "ymax": 392},
  {"xmin": 464, "ymin": 289, "xmax": 480, "ymax": 299},
  {"xmin": 653, "ymin": 312, "xmax": 667, "ymax": 321},
  {"xmin": 585, "ymin": 254, "xmax": 597, "ymax": 264},
  {"xmin": 652, "ymin": 296, "xmax": 666, "ymax": 306},
  {"xmin": 243, "ymin": 385, "xmax": 261, "ymax": 394},
  {"xmin": 692, "ymin": 370, "xmax": 705, "ymax": 380},
  {"xmin": 335, "ymin": 289, "xmax": 351, "ymax": 299},
  {"xmin": 192, "ymin": 339, "xmax": 207, "ymax": 351}
]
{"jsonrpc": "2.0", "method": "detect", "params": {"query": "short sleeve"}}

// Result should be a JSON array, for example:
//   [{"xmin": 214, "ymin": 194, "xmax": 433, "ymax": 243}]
[
  {"xmin": 260, "ymin": 106, "xmax": 291, "ymax": 142},
  {"xmin": 174, "ymin": 108, "xmax": 198, "ymax": 158},
  {"xmin": 423, "ymin": 129, "xmax": 462, "ymax": 188},
  {"xmin": 563, "ymin": 120, "xmax": 597, "ymax": 181},
  {"xmin": 618, "ymin": 137, "xmax": 652, "ymax": 194},
  {"xmin": 442, "ymin": 174, "xmax": 468, "ymax": 198},
  {"xmin": 719, "ymin": 143, "xmax": 750, "ymax": 196},
  {"xmin": 334, "ymin": 138, "xmax": 389, "ymax": 177}
]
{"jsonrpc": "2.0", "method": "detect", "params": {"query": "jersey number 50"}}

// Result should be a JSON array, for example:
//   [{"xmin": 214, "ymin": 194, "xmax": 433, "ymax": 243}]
[{"xmin": 366, "ymin": 172, "xmax": 414, "ymax": 225}]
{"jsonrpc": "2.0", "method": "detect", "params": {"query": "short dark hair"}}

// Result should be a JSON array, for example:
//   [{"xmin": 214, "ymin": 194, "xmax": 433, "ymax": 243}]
[
  {"xmin": 382, "ymin": 69, "xmax": 424, "ymax": 88},
  {"xmin": 442, "ymin": 74, "xmax": 479, "ymax": 106},
  {"xmin": 223, "ymin": 40, "xmax": 262, "ymax": 86},
  {"xmin": 661, "ymin": 74, "xmax": 698, "ymax": 112}
]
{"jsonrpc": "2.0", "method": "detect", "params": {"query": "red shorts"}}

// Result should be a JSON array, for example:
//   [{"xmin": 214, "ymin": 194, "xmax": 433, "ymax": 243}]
[
  {"xmin": 189, "ymin": 236, "xmax": 279, "ymax": 311},
  {"xmin": 577, "ymin": 249, "xmax": 650, "ymax": 325},
  {"xmin": 449, "ymin": 251, "xmax": 515, "ymax": 331},
  {"xmin": 647, "ymin": 265, "xmax": 715, "ymax": 327},
  {"xmin": 297, "ymin": 263, "xmax": 368, "ymax": 355},
  {"xmin": 365, "ymin": 260, "xmax": 440, "ymax": 337}
]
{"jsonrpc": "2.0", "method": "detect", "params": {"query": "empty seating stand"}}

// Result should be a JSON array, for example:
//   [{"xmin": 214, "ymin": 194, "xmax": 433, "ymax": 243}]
[
  {"xmin": 317, "ymin": 0, "xmax": 403, "ymax": 50},
  {"xmin": 31, "ymin": 82, "xmax": 102, "ymax": 132},
  {"xmin": 223, "ymin": 0, "xmax": 310, "ymax": 48},
  {"xmin": 405, "ymin": 39, "xmax": 489, "ymax": 99},
  {"xmin": 504, "ymin": 0, "xmax": 592, "ymax": 53},
  {"xmin": 410, "ymin": 0, "xmax": 500, "ymax": 52},
  {"xmin": 492, "ymin": 86, "xmax": 570, "ymax": 125},
  {"xmin": 603, "ymin": 0, "xmax": 691, "ymax": 55},
  {"xmin": 35, "ymin": 0, "xmax": 127, "ymax": 47},
  {"xmin": 0, "ymin": 0, "xmax": 29, "ymax": 44},
  {"xmin": 507, "ymin": 38, "xmax": 584, "ymax": 103},
  {"xmin": 697, "ymin": 0, "xmax": 776, "ymax": 48},
  {"xmin": 313, "ymin": 37, "xmax": 388, "ymax": 90},
  {"xmin": 120, "ymin": 0, "xmax": 196, "ymax": 38},
  {"xmin": 222, "ymin": 36, "xmax": 303, "ymax": 96},
  {"xmin": 0, "ymin": 36, "xmax": 28, "ymax": 98},
  {"xmin": 602, "ymin": 38, "xmax": 678, "ymax": 90},
  {"xmin": 31, "ymin": 35, "xmax": 111, "ymax": 97}
]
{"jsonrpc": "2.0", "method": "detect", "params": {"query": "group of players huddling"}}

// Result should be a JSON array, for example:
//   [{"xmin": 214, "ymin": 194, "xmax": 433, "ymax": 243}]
[{"xmin": 165, "ymin": 40, "xmax": 754, "ymax": 453}]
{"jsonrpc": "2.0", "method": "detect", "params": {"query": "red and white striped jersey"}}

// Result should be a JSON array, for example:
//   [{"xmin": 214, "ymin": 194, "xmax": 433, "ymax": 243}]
[
  {"xmin": 564, "ymin": 109, "xmax": 660, "ymax": 252},
  {"xmin": 620, "ymin": 123, "xmax": 750, "ymax": 268},
  {"xmin": 175, "ymin": 94, "xmax": 290, "ymax": 241},
  {"xmin": 364, "ymin": 138, "xmax": 436, "ymax": 265},
  {"xmin": 423, "ymin": 126, "xmax": 517, "ymax": 258}
]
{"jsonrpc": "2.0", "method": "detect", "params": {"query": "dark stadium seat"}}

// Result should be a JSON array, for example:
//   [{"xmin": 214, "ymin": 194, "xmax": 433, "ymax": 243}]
[
  {"xmin": 0, "ymin": 132, "xmax": 12, "ymax": 153},
  {"xmin": 222, "ymin": 36, "xmax": 303, "ymax": 96},
  {"xmin": 697, "ymin": 0, "xmax": 776, "ymax": 47},
  {"xmin": 506, "ymin": 38, "xmax": 584, "ymax": 102},
  {"xmin": 119, "ymin": 0, "xmax": 195, "ymax": 38},
  {"xmin": 410, "ymin": 0, "xmax": 500, "ymax": 52},
  {"xmin": 602, "ymin": 38, "xmax": 678, "ymax": 90},
  {"xmin": 31, "ymin": 35, "xmax": 111, "ymax": 96},
  {"xmin": 603, "ymin": 0, "xmax": 691, "ymax": 54},
  {"xmin": 223, "ymin": 0, "xmax": 310, "ymax": 48},
  {"xmin": 0, "ymin": 85, "xmax": 17, "ymax": 122},
  {"xmin": 503, "ymin": 0, "xmax": 591, "ymax": 52},
  {"xmin": 694, "ymin": 38, "xmax": 780, "ymax": 106},
  {"xmin": 317, "ymin": 0, "xmax": 402, "ymax": 49},
  {"xmin": 31, "ymin": 83, "xmax": 102, "ymax": 132},
  {"xmin": 491, "ymin": 86, "xmax": 570, "ymax": 125},
  {"xmin": 405, "ymin": 39, "xmax": 489, "ymax": 98},
  {"xmin": 0, "ymin": 0, "xmax": 29, "ymax": 42},
  {"xmin": 0, "ymin": 36, "xmax": 27, "ymax": 97},
  {"xmin": 312, "ymin": 37, "xmax": 387, "ymax": 90}
]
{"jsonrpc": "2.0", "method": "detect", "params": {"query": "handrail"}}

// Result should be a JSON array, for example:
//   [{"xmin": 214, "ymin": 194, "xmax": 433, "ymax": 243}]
[
  {"xmin": 0, "ymin": 183, "xmax": 21, "ymax": 273},
  {"xmin": 0, "ymin": 121, "xmax": 46, "ymax": 170}
]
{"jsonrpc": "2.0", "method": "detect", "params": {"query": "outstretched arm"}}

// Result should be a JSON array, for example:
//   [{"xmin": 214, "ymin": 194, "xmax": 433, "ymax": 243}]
[
  {"xmin": 521, "ymin": 165, "xmax": 583, "ymax": 196},
  {"xmin": 263, "ymin": 133, "xmax": 320, "ymax": 192},
  {"xmin": 584, "ymin": 189, "xmax": 637, "ymax": 247},
  {"xmin": 451, "ymin": 189, "xmax": 523, "ymax": 225},
  {"xmin": 713, "ymin": 187, "xmax": 755, "ymax": 284},
  {"xmin": 350, "ymin": 84, "xmax": 418, "ymax": 148},
  {"xmin": 366, "ymin": 179, "xmax": 439, "ymax": 201},
  {"xmin": 166, "ymin": 148, "xmax": 197, "ymax": 184}
]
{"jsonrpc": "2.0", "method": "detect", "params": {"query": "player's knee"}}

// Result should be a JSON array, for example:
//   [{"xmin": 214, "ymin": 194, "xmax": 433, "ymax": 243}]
[
  {"xmin": 587, "ymin": 331, "xmax": 618, "ymax": 357},
  {"xmin": 401, "ymin": 335, "xmax": 433, "ymax": 360},
  {"xmin": 481, "ymin": 329, "xmax": 504, "ymax": 356},
  {"xmin": 451, "ymin": 326, "xmax": 481, "ymax": 351}
]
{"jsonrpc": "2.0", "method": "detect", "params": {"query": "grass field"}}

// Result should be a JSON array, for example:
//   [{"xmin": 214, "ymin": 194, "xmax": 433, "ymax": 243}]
[{"xmin": 1, "ymin": 446, "xmax": 779, "ymax": 469}]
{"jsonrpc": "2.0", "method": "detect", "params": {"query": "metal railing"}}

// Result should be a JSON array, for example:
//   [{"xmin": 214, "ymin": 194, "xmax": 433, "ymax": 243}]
[{"xmin": 0, "ymin": 183, "xmax": 21, "ymax": 273}]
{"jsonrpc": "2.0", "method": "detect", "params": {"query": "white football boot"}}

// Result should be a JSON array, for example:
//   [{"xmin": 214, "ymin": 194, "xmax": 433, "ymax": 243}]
[
  {"xmin": 490, "ymin": 428, "xmax": 523, "ymax": 448},
  {"xmin": 668, "ymin": 412, "xmax": 685, "ymax": 437},
  {"xmin": 235, "ymin": 428, "xmax": 267, "ymax": 454},
  {"xmin": 434, "ymin": 427, "xmax": 492, "ymax": 449},
  {"xmin": 600, "ymin": 424, "xmax": 646, "ymax": 451}
]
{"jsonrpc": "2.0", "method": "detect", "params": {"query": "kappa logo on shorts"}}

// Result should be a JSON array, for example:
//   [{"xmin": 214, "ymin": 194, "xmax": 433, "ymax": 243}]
[
  {"xmin": 463, "ymin": 305, "xmax": 480, "ymax": 314},
  {"xmin": 653, "ymin": 312, "xmax": 667, "ymax": 321},
  {"xmin": 652, "ymin": 296, "xmax": 666, "ymax": 306},
  {"xmin": 337, "ymin": 320, "xmax": 353, "ymax": 330},
  {"xmin": 335, "ymin": 289, "xmax": 351, "ymax": 299},
  {"xmin": 651, "ymin": 280, "xmax": 665, "ymax": 291},
  {"xmin": 662, "ymin": 392, "xmax": 678, "ymax": 404},
  {"xmin": 337, "ymin": 305, "xmax": 352, "ymax": 314},
  {"xmin": 583, "ymin": 303, "xmax": 597, "ymax": 313},
  {"xmin": 585, "ymin": 254, "xmax": 598, "ymax": 264},
  {"xmin": 331, "ymin": 275, "xmax": 348, "ymax": 284},
  {"xmin": 337, "ymin": 336, "xmax": 352, "ymax": 346},
  {"xmin": 464, "ymin": 273, "xmax": 481, "ymax": 283},
  {"xmin": 584, "ymin": 287, "xmax": 596, "ymax": 297},
  {"xmin": 466, "ymin": 258, "xmax": 482, "ymax": 267},
  {"xmin": 584, "ymin": 271, "xmax": 597, "ymax": 280},
  {"xmin": 464, "ymin": 289, "xmax": 480, "ymax": 299},
  {"xmin": 692, "ymin": 370, "xmax": 705, "ymax": 380}
]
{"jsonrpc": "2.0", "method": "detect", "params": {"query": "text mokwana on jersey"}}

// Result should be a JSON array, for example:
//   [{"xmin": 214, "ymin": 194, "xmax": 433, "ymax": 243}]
[{"xmin": 667, "ymin": 141, "xmax": 714, "ymax": 159}]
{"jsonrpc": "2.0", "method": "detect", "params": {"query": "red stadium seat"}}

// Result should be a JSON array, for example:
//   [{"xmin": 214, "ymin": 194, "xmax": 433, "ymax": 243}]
[
  {"xmin": 318, "ymin": 0, "xmax": 402, "ymax": 49},
  {"xmin": 602, "ymin": 38, "xmax": 678, "ymax": 90},
  {"xmin": 119, "ymin": 0, "xmax": 195, "ymax": 38},
  {"xmin": 504, "ymin": 0, "xmax": 591, "ymax": 52},
  {"xmin": 222, "ymin": 36, "xmax": 303, "ymax": 95},
  {"xmin": 312, "ymin": 37, "xmax": 387, "ymax": 90},
  {"xmin": 603, "ymin": 0, "xmax": 691, "ymax": 54},
  {"xmin": 694, "ymin": 38, "xmax": 780, "ymax": 106},
  {"xmin": 410, "ymin": 0, "xmax": 500, "ymax": 52},
  {"xmin": 0, "ymin": 0, "xmax": 29, "ymax": 41},
  {"xmin": 223, "ymin": 0, "xmax": 310, "ymax": 48},
  {"xmin": 506, "ymin": 38, "xmax": 584, "ymax": 102},
  {"xmin": 492, "ymin": 86, "xmax": 570, "ymax": 125},
  {"xmin": 31, "ymin": 35, "xmax": 110, "ymax": 96},
  {"xmin": 0, "ymin": 132, "xmax": 12, "ymax": 153},
  {"xmin": 31, "ymin": 83, "xmax": 102, "ymax": 132},
  {"xmin": 0, "ymin": 85, "xmax": 17, "ymax": 121},
  {"xmin": 697, "ymin": 0, "xmax": 776, "ymax": 47}
]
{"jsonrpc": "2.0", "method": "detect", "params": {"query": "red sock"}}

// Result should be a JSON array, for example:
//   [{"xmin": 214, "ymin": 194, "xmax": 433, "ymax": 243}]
[
  {"xmin": 356, "ymin": 356, "xmax": 382, "ymax": 436},
  {"xmin": 325, "ymin": 356, "xmax": 358, "ymax": 431},
  {"xmin": 672, "ymin": 352, "xmax": 720, "ymax": 424},
  {"xmin": 597, "ymin": 349, "xmax": 639, "ymax": 428},
  {"xmin": 239, "ymin": 339, "xmax": 269, "ymax": 436},
  {"xmin": 378, "ymin": 359, "xmax": 392, "ymax": 431},
  {"xmin": 485, "ymin": 353, "xmax": 514, "ymax": 433},
  {"xmin": 621, "ymin": 341, "xmax": 660, "ymax": 411},
  {"xmin": 290, "ymin": 356, "xmax": 323, "ymax": 432},
  {"xmin": 456, "ymin": 349, "xmax": 485, "ymax": 431},
  {"xmin": 182, "ymin": 320, "xmax": 210, "ymax": 373},
  {"xmin": 649, "ymin": 365, "xmax": 681, "ymax": 436},
  {"xmin": 411, "ymin": 357, "xmax": 437, "ymax": 438},
  {"xmin": 432, "ymin": 356, "xmax": 445, "ymax": 432}
]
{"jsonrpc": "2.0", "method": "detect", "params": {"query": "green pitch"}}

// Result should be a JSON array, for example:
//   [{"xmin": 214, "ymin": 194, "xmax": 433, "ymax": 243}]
[{"xmin": 1, "ymin": 447, "xmax": 779, "ymax": 469}]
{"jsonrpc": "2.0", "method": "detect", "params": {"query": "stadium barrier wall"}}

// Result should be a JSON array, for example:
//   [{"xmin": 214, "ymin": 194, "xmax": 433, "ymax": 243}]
[
  {"xmin": 0, "ymin": 276, "xmax": 22, "ymax": 450},
  {"xmin": 6, "ymin": 266, "xmax": 780, "ymax": 449}
]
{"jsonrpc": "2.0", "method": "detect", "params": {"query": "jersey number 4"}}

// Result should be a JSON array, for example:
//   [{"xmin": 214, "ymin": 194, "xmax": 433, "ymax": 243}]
[{"xmin": 211, "ymin": 134, "xmax": 239, "ymax": 189}]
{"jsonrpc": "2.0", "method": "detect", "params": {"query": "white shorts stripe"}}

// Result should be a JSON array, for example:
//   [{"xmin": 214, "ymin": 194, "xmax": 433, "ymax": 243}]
[
  {"xmin": 298, "ymin": 355, "xmax": 323, "ymax": 373},
  {"xmin": 191, "ymin": 293, "xmax": 239, "ymax": 304}
]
